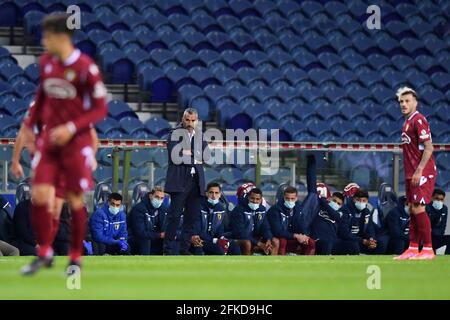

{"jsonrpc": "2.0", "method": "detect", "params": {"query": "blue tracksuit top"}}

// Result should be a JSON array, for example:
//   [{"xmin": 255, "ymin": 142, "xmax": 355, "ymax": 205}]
[
  {"xmin": 267, "ymin": 199, "xmax": 305, "ymax": 240},
  {"xmin": 339, "ymin": 201, "xmax": 375, "ymax": 244},
  {"xmin": 89, "ymin": 203, "xmax": 128, "ymax": 245},
  {"xmin": 194, "ymin": 199, "xmax": 226, "ymax": 242},
  {"xmin": 129, "ymin": 192, "xmax": 168, "ymax": 241},
  {"xmin": 426, "ymin": 203, "xmax": 448, "ymax": 236},
  {"xmin": 230, "ymin": 198, "xmax": 272, "ymax": 245},
  {"xmin": 385, "ymin": 198, "xmax": 410, "ymax": 242}
]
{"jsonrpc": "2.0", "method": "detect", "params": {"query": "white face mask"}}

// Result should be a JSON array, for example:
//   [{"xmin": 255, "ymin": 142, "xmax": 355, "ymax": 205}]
[
  {"xmin": 284, "ymin": 200, "xmax": 296, "ymax": 209},
  {"xmin": 109, "ymin": 206, "xmax": 120, "ymax": 215},
  {"xmin": 354, "ymin": 201, "xmax": 367, "ymax": 211},
  {"xmin": 329, "ymin": 201, "xmax": 341, "ymax": 211},
  {"xmin": 248, "ymin": 202, "xmax": 259, "ymax": 211},
  {"xmin": 208, "ymin": 198, "xmax": 219, "ymax": 206},
  {"xmin": 432, "ymin": 200, "xmax": 444, "ymax": 211},
  {"xmin": 404, "ymin": 206, "xmax": 410, "ymax": 215},
  {"xmin": 151, "ymin": 198, "xmax": 163, "ymax": 209}
]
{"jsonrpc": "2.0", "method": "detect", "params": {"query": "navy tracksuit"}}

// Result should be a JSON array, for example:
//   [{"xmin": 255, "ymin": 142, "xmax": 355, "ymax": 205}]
[
  {"xmin": 385, "ymin": 199, "xmax": 410, "ymax": 254},
  {"xmin": 163, "ymin": 125, "xmax": 209, "ymax": 255},
  {"xmin": 370, "ymin": 210, "xmax": 390, "ymax": 254},
  {"xmin": 128, "ymin": 193, "xmax": 168, "ymax": 255},
  {"xmin": 267, "ymin": 200, "xmax": 306, "ymax": 240},
  {"xmin": 335, "ymin": 202, "xmax": 375, "ymax": 255},
  {"xmin": 192, "ymin": 199, "xmax": 240, "ymax": 255},
  {"xmin": 89, "ymin": 203, "xmax": 129, "ymax": 255},
  {"xmin": 426, "ymin": 203, "xmax": 450, "ymax": 254},
  {"xmin": 230, "ymin": 199, "xmax": 272, "ymax": 245},
  {"xmin": 311, "ymin": 197, "xmax": 344, "ymax": 255}
]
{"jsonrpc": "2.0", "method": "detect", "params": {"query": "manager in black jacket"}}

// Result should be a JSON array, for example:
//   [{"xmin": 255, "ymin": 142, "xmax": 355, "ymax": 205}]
[{"xmin": 163, "ymin": 108, "xmax": 209, "ymax": 255}]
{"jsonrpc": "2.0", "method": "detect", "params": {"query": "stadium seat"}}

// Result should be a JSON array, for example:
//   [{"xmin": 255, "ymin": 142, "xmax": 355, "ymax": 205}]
[
  {"xmin": 108, "ymin": 100, "xmax": 136, "ymax": 121},
  {"xmin": 221, "ymin": 50, "xmax": 253, "ymax": 70}
]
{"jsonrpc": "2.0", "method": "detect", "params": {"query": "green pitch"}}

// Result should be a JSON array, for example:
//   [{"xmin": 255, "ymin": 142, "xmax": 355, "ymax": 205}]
[{"xmin": 1, "ymin": 256, "xmax": 449, "ymax": 299}]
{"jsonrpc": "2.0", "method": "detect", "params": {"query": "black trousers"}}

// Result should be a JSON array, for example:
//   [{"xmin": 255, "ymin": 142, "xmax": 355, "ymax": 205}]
[
  {"xmin": 432, "ymin": 235, "xmax": 450, "ymax": 254},
  {"xmin": 164, "ymin": 173, "xmax": 201, "ymax": 255}
]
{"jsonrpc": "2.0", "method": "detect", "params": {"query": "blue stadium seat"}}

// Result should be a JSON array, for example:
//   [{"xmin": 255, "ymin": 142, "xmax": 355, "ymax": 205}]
[
  {"xmin": 282, "ymin": 66, "xmax": 307, "ymax": 86},
  {"xmin": 351, "ymin": 165, "xmax": 371, "ymax": 190},
  {"xmin": 221, "ymin": 50, "xmax": 253, "ymax": 70},
  {"xmin": 108, "ymin": 100, "xmax": 136, "ymax": 121},
  {"xmin": 430, "ymin": 72, "xmax": 450, "ymax": 92},
  {"xmin": 99, "ymin": 48, "xmax": 134, "ymax": 84},
  {"xmin": 119, "ymin": 117, "xmax": 151, "ymax": 137},
  {"xmin": 138, "ymin": 65, "xmax": 172, "ymax": 102},
  {"xmin": 241, "ymin": 15, "xmax": 267, "ymax": 33},
  {"xmin": 13, "ymin": 80, "xmax": 36, "ymax": 98},
  {"xmin": 144, "ymin": 117, "xmax": 172, "ymax": 138},
  {"xmin": 435, "ymin": 153, "xmax": 450, "ymax": 171},
  {"xmin": 149, "ymin": 48, "xmax": 177, "ymax": 68},
  {"xmin": 391, "ymin": 54, "xmax": 416, "ymax": 71},
  {"xmin": 229, "ymin": 0, "xmax": 259, "ymax": 18},
  {"xmin": 204, "ymin": 84, "xmax": 232, "ymax": 106},
  {"xmin": 0, "ymin": 61, "xmax": 23, "ymax": 82},
  {"xmin": 324, "ymin": 1, "xmax": 347, "ymax": 19},
  {"xmin": 24, "ymin": 10, "xmax": 45, "ymax": 45},
  {"xmin": 204, "ymin": 167, "xmax": 221, "ymax": 184},
  {"xmin": 0, "ymin": 113, "xmax": 20, "ymax": 136},
  {"xmin": 206, "ymin": 31, "xmax": 237, "ymax": 52},
  {"xmin": 168, "ymin": 13, "xmax": 193, "ymax": 32},
  {"xmin": 177, "ymin": 84, "xmax": 203, "ymax": 108},
  {"xmin": 174, "ymin": 48, "xmax": 205, "ymax": 70},
  {"xmin": 337, "ymin": 15, "xmax": 362, "ymax": 36},
  {"xmin": 341, "ymin": 48, "xmax": 367, "ymax": 70},
  {"xmin": 95, "ymin": 12, "xmax": 129, "ymax": 32},
  {"xmin": 1, "ymin": 97, "xmax": 28, "ymax": 118},
  {"xmin": 188, "ymin": 66, "xmax": 220, "ymax": 88},
  {"xmin": 0, "ymin": 1, "xmax": 20, "ymax": 27},
  {"xmin": 255, "ymin": 30, "xmax": 281, "ymax": 52},
  {"xmin": 404, "ymin": 67, "xmax": 431, "ymax": 88},
  {"xmin": 112, "ymin": 30, "xmax": 139, "ymax": 49},
  {"xmin": 266, "ymin": 16, "xmax": 290, "ymax": 34},
  {"xmin": 204, "ymin": 0, "xmax": 234, "ymax": 18},
  {"xmin": 165, "ymin": 65, "xmax": 194, "ymax": 90},
  {"xmin": 188, "ymin": 95, "xmax": 211, "ymax": 121},
  {"xmin": 244, "ymin": 50, "xmax": 272, "ymax": 69},
  {"xmin": 125, "ymin": 48, "xmax": 152, "ymax": 68},
  {"xmin": 197, "ymin": 49, "xmax": 223, "ymax": 68},
  {"xmin": 230, "ymin": 30, "xmax": 260, "ymax": 52},
  {"xmin": 228, "ymin": 84, "xmax": 255, "ymax": 104},
  {"xmin": 217, "ymin": 14, "xmax": 241, "ymax": 33},
  {"xmin": 159, "ymin": 30, "xmax": 186, "ymax": 52}
]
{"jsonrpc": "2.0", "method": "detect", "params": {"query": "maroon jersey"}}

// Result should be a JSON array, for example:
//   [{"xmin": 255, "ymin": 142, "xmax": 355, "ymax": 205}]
[
  {"xmin": 401, "ymin": 111, "xmax": 436, "ymax": 179},
  {"xmin": 24, "ymin": 49, "xmax": 107, "ymax": 150}
]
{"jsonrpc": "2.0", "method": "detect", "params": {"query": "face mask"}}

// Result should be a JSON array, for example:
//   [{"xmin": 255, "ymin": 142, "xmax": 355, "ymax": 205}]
[
  {"xmin": 208, "ymin": 198, "xmax": 219, "ymax": 206},
  {"xmin": 284, "ymin": 200, "xmax": 295, "ymax": 209},
  {"xmin": 355, "ymin": 201, "xmax": 367, "ymax": 211},
  {"xmin": 404, "ymin": 206, "xmax": 410, "ymax": 214},
  {"xmin": 109, "ymin": 206, "xmax": 120, "ymax": 215},
  {"xmin": 432, "ymin": 200, "xmax": 444, "ymax": 211},
  {"xmin": 151, "ymin": 198, "xmax": 163, "ymax": 209},
  {"xmin": 248, "ymin": 202, "xmax": 259, "ymax": 211},
  {"xmin": 329, "ymin": 201, "xmax": 341, "ymax": 211}
]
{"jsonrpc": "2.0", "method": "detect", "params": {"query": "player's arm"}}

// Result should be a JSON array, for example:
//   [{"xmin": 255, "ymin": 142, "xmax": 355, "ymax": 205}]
[
  {"xmin": 412, "ymin": 139, "xmax": 433, "ymax": 186},
  {"xmin": 90, "ymin": 128, "xmax": 98, "ymax": 171}
]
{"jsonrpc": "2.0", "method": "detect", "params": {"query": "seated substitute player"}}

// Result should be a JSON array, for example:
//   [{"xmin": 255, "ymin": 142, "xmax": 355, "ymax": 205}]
[
  {"xmin": 89, "ymin": 193, "xmax": 130, "ymax": 255},
  {"xmin": 19, "ymin": 13, "xmax": 107, "ymax": 274},
  {"xmin": 339, "ymin": 190, "xmax": 378, "ymax": 254},
  {"xmin": 386, "ymin": 196, "xmax": 410, "ymax": 255},
  {"xmin": 128, "ymin": 186, "xmax": 168, "ymax": 255},
  {"xmin": 426, "ymin": 189, "xmax": 450, "ymax": 254},
  {"xmin": 231, "ymin": 188, "xmax": 279, "ymax": 255},
  {"xmin": 191, "ymin": 182, "xmax": 240, "ymax": 255},
  {"xmin": 267, "ymin": 185, "xmax": 316, "ymax": 255},
  {"xmin": 395, "ymin": 87, "xmax": 437, "ymax": 260},
  {"xmin": 311, "ymin": 191, "xmax": 346, "ymax": 255}
]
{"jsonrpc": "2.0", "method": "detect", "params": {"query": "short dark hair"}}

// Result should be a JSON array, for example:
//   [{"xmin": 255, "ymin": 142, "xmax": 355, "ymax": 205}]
[
  {"xmin": 42, "ymin": 13, "xmax": 74, "ymax": 37},
  {"xmin": 284, "ymin": 186, "xmax": 298, "ymax": 195},
  {"xmin": 332, "ymin": 192, "xmax": 344, "ymax": 202},
  {"xmin": 354, "ymin": 190, "xmax": 369, "ymax": 199},
  {"xmin": 108, "ymin": 192, "xmax": 123, "ymax": 202},
  {"xmin": 207, "ymin": 182, "xmax": 221, "ymax": 191},
  {"xmin": 433, "ymin": 189, "xmax": 445, "ymax": 198},
  {"xmin": 249, "ymin": 188, "xmax": 262, "ymax": 197}
]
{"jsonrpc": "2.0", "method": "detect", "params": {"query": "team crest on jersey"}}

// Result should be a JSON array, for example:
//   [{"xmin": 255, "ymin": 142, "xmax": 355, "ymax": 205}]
[
  {"xmin": 43, "ymin": 78, "xmax": 77, "ymax": 99},
  {"xmin": 114, "ymin": 224, "xmax": 120, "ymax": 230},
  {"xmin": 401, "ymin": 132, "xmax": 411, "ymax": 144},
  {"xmin": 258, "ymin": 213, "xmax": 262, "ymax": 220},
  {"xmin": 64, "ymin": 69, "xmax": 76, "ymax": 82},
  {"xmin": 217, "ymin": 213, "xmax": 222, "ymax": 220}
]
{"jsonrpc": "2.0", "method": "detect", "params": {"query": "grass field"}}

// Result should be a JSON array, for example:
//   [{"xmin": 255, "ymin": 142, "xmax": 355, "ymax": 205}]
[{"xmin": 1, "ymin": 255, "xmax": 449, "ymax": 300}]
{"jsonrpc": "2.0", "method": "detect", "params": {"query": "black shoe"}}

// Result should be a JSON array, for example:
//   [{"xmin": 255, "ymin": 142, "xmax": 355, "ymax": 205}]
[
  {"xmin": 20, "ymin": 256, "xmax": 54, "ymax": 276},
  {"xmin": 66, "ymin": 260, "xmax": 82, "ymax": 277}
]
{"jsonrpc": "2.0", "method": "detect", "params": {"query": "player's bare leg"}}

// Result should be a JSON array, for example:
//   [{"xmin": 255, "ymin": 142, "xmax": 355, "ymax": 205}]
[
  {"xmin": 20, "ymin": 184, "xmax": 56, "ymax": 275},
  {"xmin": 65, "ymin": 191, "xmax": 88, "ymax": 272},
  {"xmin": 409, "ymin": 203, "xmax": 435, "ymax": 260}
]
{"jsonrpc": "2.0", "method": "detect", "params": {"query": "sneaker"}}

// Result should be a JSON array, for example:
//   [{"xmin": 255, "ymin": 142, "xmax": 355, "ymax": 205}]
[
  {"xmin": 393, "ymin": 248, "xmax": 419, "ymax": 260},
  {"xmin": 409, "ymin": 250, "xmax": 436, "ymax": 260},
  {"xmin": 20, "ymin": 256, "xmax": 54, "ymax": 276}
]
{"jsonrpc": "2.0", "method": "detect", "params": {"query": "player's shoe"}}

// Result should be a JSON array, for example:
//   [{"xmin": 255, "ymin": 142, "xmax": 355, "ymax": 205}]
[
  {"xmin": 66, "ymin": 260, "xmax": 82, "ymax": 277},
  {"xmin": 409, "ymin": 249, "xmax": 436, "ymax": 260},
  {"xmin": 393, "ymin": 248, "xmax": 419, "ymax": 260},
  {"xmin": 20, "ymin": 256, "xmax": 54, "ymax": 276}
]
